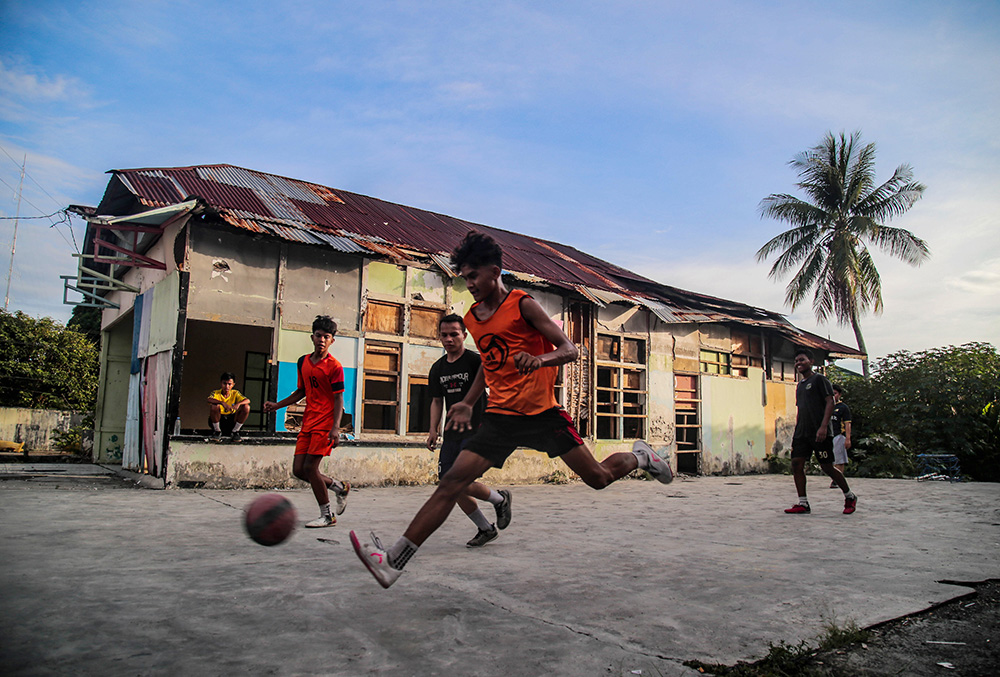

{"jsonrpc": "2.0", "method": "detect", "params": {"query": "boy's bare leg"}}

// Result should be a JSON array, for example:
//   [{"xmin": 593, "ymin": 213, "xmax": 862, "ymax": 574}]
[
  {"xmin": 403, "ymin": 451, "xmax": 494, "ymax": 545},
  {"xmin": 559, "ymin": 444, "xmax": 638, "ymax": 489},
  {"xmin": 293, "ymin": 454, "xmax": 330, "ymax": 505},
  {"xmin": 791, "ymin": 457, "xmax": 808, "ymax": 497},
  {"xmin": 822, "ymin": 462, "xmax": 850, "ymax": 493}
]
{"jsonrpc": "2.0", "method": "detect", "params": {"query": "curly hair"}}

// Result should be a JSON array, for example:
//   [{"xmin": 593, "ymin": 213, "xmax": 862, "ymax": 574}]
[
  {"xmin": 451, "ymin": 230, "xmax": 502, "ymax": 272},
  {"xmin": 312, "ymin": 315, "xmax": 338, "ymax": 335}
]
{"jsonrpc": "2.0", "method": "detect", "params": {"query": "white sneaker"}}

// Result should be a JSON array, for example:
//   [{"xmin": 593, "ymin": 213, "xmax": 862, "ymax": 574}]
[
  {"xmin": 350, "ymin": 530, "xmax": 402, "ymax": 589},
  {"xmin": 334, "ymin": 481, "xmax": 350, "ymax": 516},
  {"xmin": 305, "ymin": 514, "xmax": 336, "ymax": 528},
  {"xmin": 632, "ymin": 440, "xmax": 674, "ymax": 484}
]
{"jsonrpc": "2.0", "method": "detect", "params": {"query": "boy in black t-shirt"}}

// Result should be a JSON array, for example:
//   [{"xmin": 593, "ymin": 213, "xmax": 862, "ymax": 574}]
[
  {"xmin": 784, "ymin": 349, "xmax": 858, "ymax": 515},
  {"xmin": 830, "ymin": 384, "xmax": 853, "ymax": 486},
  {"xmin": 426, "ymin": 314, "xmax": 511, "ymax": 547}
]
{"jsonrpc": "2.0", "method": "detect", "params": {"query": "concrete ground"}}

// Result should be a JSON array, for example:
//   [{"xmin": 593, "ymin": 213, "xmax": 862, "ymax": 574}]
[{"xmin": 1, "ymin": 466, "xmax": 997, "ymax": 676}]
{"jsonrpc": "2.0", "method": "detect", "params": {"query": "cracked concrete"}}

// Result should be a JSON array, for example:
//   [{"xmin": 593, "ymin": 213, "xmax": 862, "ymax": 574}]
[{"xmin": 1, "ymin": 469, "xmax": 998, "ymax": 675}]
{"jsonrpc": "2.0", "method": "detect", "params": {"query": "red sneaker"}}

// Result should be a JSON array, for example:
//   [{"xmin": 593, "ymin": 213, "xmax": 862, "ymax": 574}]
[
  {"xmin": 784, "ymin": 504, "xmax": 810, "ymax": 514},
  {"xmin": 844, "ymin": 495, "xmax": 857, "ymax": 514}
]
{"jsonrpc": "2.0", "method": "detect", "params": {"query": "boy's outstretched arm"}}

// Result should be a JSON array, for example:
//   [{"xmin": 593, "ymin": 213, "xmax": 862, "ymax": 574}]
[
  {"xmin": 514, "ymin": 295, "xmax": 579, "ymax": 374},
  {"xmin": 446, "ymin": 366, "xmax": 486, "ymax": 433}
]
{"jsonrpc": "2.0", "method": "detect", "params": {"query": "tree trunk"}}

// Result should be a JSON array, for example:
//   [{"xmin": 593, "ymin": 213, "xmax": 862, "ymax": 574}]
[{"xmin": 851, "ymin": 312, "xmax": 870, "ymax": 378}]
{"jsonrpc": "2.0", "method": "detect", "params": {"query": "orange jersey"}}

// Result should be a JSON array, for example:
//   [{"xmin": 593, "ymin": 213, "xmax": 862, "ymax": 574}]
[
  {"xmin": 465, "ymin": 289, "xmax": 559, "ymax": 416},
  {"xmin": 297, "ymin": 353, "xmax": 345, "ymax": 433}
]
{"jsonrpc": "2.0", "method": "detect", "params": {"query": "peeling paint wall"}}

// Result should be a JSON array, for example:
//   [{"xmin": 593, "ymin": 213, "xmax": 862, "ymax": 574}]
[
  {"xmin": 367, "ymin": 261, "xmax": 406, "ymax": 298},
  {"xmin": 188, "ymin": 228, "xmax": 279, "ymax": 325},
  {"xmin": 282, "ymin": 243, "xmax": 361, "ymax": 332},
  {"xmin": 408, "ymin": 267, "xmax": 446, "ymax": 304},
  {"xmin": 0, "ymin": 408, "xmax": 90, "ymax": 452},
  {"xmin": 94, "ymin": 313, "xmax": 133, "ymax": 462},
  {"xmin": 764, "ymin": 381, "xmax": 796, "ymax": 456},
  {"xmin": 700, "ymin": 369, "xmax": 768, "ymax": 474},
  {"xmin": 647, "ymin": 318, "xmax": 675, "ymax": 447},
  {"xmin": 671, "ymin": 324, "xmax": 701, "ymax": 373}
]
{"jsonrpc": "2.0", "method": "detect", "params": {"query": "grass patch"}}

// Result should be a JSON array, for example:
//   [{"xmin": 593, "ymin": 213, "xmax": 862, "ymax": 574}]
[{"xmin": 684, "ymin": 621, "xmax": 869, "ymax": 676}]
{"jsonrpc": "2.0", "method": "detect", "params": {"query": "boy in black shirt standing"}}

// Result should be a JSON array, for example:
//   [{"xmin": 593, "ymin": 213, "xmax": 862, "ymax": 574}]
[
  {"xmin": 830, "ymin": 384, "xmax": 853, "ymax": 487},
  {"xmin": 784, "ymin": 349, "xmax": 858, "ymax": 515},
  {"xmin": 426, "ymin": 314, "xmax": 511, "ymax": 547}
]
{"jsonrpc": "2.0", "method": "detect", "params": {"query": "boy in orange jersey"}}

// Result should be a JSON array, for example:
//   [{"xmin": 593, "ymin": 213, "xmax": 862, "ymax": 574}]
[
  {"xmin": 264, "ymin": 315, "xmax": 350, "ymax": 528},
  {"xmin": 351, "ymin": 232, "xmax": 672, "ymax": 588}
]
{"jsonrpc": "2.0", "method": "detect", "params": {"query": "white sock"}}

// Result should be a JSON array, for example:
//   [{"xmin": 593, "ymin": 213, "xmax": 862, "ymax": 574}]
[
  {"xmin": 211, "ymin": 422, "xmax": 221, "ymax": 432},
  {"xmin": 486, "ymin": 490, "xmax": 504, "ymax": 505},
  {"xmin": 232, "ymin": 422, "xmax": 243, "ymax": 432},
  {"xmin": 799, "ymin": 496, "xmax": 809, "ymax": 506},
  {"xmin": 469, "ymin": 509, "xmax": 492, "ymax": 531},
  {"xmin": 320, "ymin": 503, "xmax": 332, "ymax": 518},
  {"xmin": 388, "ymin": 537, "xmax": 418, "ymax": 570},
  {"xmin": 631, "ymin": 450, "xmax": 645, "ymax": 470},
  {"xmin": 845, "ymin": 491, "xmax": 856, "ymax": 500}
]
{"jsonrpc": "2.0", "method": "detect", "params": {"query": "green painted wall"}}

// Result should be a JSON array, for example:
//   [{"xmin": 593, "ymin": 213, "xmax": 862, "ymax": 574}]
[
  {"xmin": 701, "ymin": 368, "xmax": 767, "ymax": 473},
  {"xmin": 367, "ymin": 261, "xmax": 406, "ymax": 297}
]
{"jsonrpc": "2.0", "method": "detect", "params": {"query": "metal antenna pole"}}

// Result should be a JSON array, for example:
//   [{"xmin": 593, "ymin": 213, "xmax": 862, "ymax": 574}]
[{"xmin": 4, "ymin": 155, "xmax": 25, "ymax": 310}]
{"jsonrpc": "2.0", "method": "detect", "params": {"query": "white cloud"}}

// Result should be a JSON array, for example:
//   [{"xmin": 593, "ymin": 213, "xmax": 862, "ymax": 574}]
[{"xmin": 0, "ymin": 59, "xmax": 87, "ymax": 103}]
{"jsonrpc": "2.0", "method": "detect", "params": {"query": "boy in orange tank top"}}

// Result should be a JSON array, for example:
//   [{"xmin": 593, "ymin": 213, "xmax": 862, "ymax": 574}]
[{"xmin": 351, "ymin": 232, "xmax": 673, "ymax": 588}]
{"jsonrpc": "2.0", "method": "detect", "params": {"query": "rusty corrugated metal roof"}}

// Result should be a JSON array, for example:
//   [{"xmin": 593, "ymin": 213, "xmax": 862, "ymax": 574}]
[{"xmin": 95, "ymin": 163, "xmax": 864, "ymax": 358}]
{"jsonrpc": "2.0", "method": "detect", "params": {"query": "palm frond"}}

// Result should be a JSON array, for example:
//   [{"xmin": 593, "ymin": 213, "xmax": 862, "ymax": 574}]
[
  {"xmin": 868, "ymin": 224, "xmax": 930, "ymax": 265},
  {"xmin": 784, "ymin": 246, "xmax": 826, "ymax": 310}
]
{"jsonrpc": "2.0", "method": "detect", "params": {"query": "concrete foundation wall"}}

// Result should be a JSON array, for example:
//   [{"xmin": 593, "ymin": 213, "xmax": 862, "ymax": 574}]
[
  {"xmin": 0, "ymin": 408, "xmax": 90, "ymax": 452},
  {"xmin": 166, "ymin": 440, "xmax": 572, "ymax": 489}
]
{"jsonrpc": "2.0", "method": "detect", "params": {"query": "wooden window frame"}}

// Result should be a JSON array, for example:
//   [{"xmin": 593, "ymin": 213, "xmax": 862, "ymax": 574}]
[
  {"xmin": 361, "ymin": 340, "xmax": 401, "ymax": 433},
  {"xmin": 595, "ymin": 332, "xmax": 647, "ymax": 440},
  {"xmin": 699, "ymin": 349, "xmax": 731, "ymax": 376},
  {"xmin": 674, "ymin": 372, "xmax": 701, "ymax": 453}
]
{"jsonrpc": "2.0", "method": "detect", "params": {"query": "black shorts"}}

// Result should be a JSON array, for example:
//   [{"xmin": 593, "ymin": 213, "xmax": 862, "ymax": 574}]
[
  {"xmin": 208, "ymin": 413, "xmax": 236, "ymax": 433},
  {"xmin": 438, "ymin": 434, "xmax": 474, "ymax": 479},
  {"xmin": 463, "ymin": 408, "xmax": 584, "ymax": 468},
  {"xmin": 791, "ymin": 436, "xmax": 834, "ymax": 464}
]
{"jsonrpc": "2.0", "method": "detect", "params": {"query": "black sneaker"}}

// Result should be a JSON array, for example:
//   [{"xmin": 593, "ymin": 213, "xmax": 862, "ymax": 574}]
[
  {"xmin": 466, "ymin": 525, "xmax": 498, "ymax": 548},
  {"xmin": 210, "ymin": 430, "xmax": 222, "ymax": 441},
  {"xmin": 495, "ymin": 489, "xmax": 512, "ymax": 530},
  {"xmin": 230, "ymin": 431, "xmax": 242, "ymax": 443}
]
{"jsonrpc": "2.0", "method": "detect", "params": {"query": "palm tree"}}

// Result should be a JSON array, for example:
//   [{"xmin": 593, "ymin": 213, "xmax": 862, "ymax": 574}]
[{"xmin": 756, "ymin": 131, "xmax": 929, "ymax": 377}]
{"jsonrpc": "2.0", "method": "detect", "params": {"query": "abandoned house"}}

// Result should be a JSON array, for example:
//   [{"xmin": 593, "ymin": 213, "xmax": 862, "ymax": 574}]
[{"xmin": 65, "ymin": 164, "xmax": 863, "ymax": 488}]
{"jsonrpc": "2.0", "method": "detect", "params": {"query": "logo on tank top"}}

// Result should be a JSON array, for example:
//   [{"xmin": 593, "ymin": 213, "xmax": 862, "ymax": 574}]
[{"xmin": 477, "ymin": 333, "xmax": 509, "ymax": 371}]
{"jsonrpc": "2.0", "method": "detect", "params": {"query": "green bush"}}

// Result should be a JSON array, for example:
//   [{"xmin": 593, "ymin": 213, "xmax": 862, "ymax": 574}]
[{"xmin": 833, "ymin": 342, "xmax": 999, "ymax": 481}]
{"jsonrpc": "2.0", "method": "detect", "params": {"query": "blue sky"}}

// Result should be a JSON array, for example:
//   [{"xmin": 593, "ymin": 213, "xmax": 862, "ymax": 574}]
[{"xmin": 1, "ymin": 0, "xmax": 998, "ymax": 368}]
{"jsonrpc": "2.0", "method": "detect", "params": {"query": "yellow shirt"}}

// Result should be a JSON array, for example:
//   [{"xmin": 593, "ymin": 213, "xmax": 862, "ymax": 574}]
[{"xmin": 209, "ymin": 389, "xmax": 246, "ymax": 414}]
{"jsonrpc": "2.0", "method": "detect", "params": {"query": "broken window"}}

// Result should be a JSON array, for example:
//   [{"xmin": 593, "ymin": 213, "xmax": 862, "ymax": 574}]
[
  {"xmin": 596, "ymin": 332, "xmax": 646, "ymax": 440},
  {"xmin": 674, "ymin": 373, "xmax": 701, "ymax": 474},
  {"xmin": 700, "ymin": 349, "xmax": 731, "ymax": 375},
  {"xmin": 409, "ymin": 306, "xmax": 444, "ymax": 340},
  {"xmin": 364, "ymin": 301, "xmax": 404, "ymax": 335},
  {"xmin": 771, "ymin": 357, "xmax": 796, "ymax": 382},
  {"xmin": 674, "ymin": 373, "xmax": 700, "ymax": 452},
  {"xmin": 242, "ymin": 351, "xmax": 270, "ymax": 430},
  {"xmin": 731, "ymin": 330, "xmax": 764, "ymax": 378},
  {"xmin": 406, "ymin": 375, "xmax": 431, "ymax": 433},
  {"xmin": 362, "ymin": 341, "xmax": 400, "ymax": 433}
]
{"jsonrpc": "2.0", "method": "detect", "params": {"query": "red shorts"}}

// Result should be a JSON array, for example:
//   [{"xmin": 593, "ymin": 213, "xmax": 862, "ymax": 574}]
[{"xmin": 295, "ymin": 431, "xmax": 333, "ymax": 456}]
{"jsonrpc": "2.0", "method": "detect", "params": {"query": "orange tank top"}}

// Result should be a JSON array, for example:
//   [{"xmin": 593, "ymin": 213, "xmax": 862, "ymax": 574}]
[{"xmin": 465, "ymin": 289, "xmax": 559, "ymax": 416}]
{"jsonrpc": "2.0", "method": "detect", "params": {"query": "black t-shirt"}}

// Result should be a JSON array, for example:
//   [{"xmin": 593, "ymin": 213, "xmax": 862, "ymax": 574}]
[
  {"xmin": 794, "ymin": 372, "xmax": 835, "ymax": 440},
  {"xmin": 831, "ymin": 402, "xmax": 852, "ymax": 437},
  {"xmin": 428, "ymin": 350, "xmax": 486, "ymax": 439}
]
